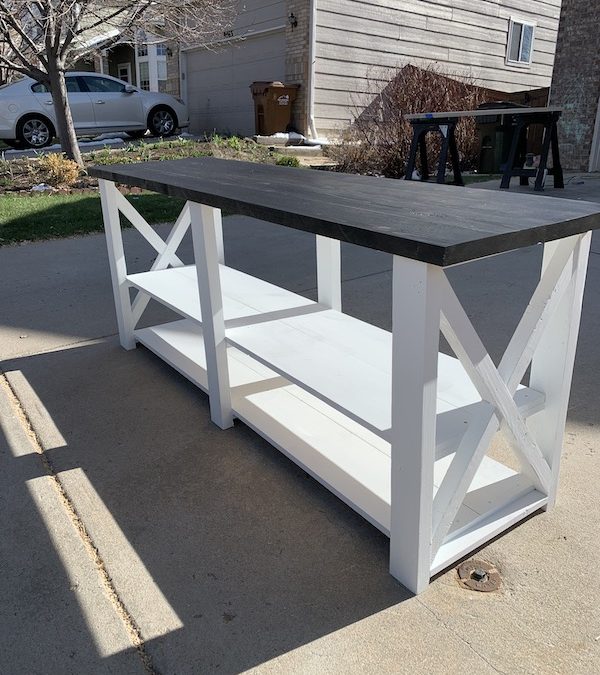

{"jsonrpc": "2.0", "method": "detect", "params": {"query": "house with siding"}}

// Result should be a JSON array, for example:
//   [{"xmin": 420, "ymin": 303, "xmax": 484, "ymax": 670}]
[{"xmin": 181, "ymin": 0, "xmax": 562, "ymax": 139}]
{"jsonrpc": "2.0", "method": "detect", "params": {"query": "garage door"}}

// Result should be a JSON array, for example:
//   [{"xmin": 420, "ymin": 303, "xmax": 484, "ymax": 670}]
[{"xmin": 185, "ymin": 29, "xmax": 286, "ymax": 137}]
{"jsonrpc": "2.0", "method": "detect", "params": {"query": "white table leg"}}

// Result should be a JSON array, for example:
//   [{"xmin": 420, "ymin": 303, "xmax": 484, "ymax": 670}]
[
  {"xmin": 529, "ymin": 232, "xmax": 591, "ymax": 508},
  {"xmin": 98, "ymin": 179, "xmax": 136, "ymax": 350},
  {"xmin": 190, "ymin": 202, "xmax": 234, "ymax": 429},
  {"xmin": 316, "ymin": 235, "xmax": 341, "ymax": 311},
  {"xmin": 389, "ymin": 255, "xmax": 442, "ymax": 594}
]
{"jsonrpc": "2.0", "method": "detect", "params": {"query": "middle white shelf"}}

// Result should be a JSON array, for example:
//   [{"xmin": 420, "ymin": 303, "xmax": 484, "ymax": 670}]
[{"xmin": 127, "ymin": 264, "xmax": 544, "ymax": 441}]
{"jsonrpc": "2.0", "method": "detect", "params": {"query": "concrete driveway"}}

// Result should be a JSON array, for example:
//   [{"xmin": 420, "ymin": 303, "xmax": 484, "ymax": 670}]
[{"xmin": 1, "ymin": 175, "xmax": 599, "ymax": 674}]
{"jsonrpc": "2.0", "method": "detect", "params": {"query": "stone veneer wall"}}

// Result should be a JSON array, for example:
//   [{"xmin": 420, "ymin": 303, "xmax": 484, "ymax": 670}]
[
  {"xmin": 550, "ymin": 0, "xmax": 600, "ymax": 171},
  {"xmin": 285, "ymin": 0, "xmax": 310, "ymax": 135}
]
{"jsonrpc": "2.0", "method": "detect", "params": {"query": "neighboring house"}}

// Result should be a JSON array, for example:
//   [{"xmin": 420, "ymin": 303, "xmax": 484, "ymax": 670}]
[
  {"xmin": 92, "ymin": 37, "xmax": 182, "ymax": 99},
  {"xmin": 549, "ymin": 0, "xmax": 600, "ymax": 171},
  {"xmin": 182, "ymin": 0, "xmax": 562, "ymax": 139}
]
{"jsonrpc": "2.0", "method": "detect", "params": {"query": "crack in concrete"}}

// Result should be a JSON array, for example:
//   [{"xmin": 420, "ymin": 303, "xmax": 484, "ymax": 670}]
[
  {"xmin": 0, "ymin": 372, "xmax": 158, "ymax": 675},
  {"xmin": 416, "ymin": 597, "xmax": 508, "ymax": 675},
  {"xmin": 3, "ymin": 332, "xmax": 119, "ymax": 360}
]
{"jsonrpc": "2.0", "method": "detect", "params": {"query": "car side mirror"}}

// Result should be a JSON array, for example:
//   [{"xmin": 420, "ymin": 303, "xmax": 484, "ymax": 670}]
[{"xmin": 124, "ymin": 84, "xmax": 136, "ymax": 93}]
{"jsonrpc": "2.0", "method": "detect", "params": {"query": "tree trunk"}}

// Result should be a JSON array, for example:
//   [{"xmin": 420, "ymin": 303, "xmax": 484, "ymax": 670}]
[{"xmin": 47, "ymin": 61, "xmax": 83, "ymax": 166}]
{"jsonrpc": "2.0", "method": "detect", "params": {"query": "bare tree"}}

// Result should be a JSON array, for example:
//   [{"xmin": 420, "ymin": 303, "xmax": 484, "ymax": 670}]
[{"xmin": 0, "ymin": 1, "xmax": 235, "ymax": 164}]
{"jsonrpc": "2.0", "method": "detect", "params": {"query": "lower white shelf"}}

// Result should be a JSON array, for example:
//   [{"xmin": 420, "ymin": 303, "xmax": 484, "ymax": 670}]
[{"xmin": 136, "ymin": 319, "xmax": 547, "ymax": 574}]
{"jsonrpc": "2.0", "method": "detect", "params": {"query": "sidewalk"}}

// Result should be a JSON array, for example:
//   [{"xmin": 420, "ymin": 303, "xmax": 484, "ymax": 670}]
[{"xmin": 1, "ymin": 175, "xmax": 599, "ymax": 674}]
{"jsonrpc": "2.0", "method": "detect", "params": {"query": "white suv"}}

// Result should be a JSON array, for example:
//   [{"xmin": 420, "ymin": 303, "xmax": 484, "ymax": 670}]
[{"xmin": 0, "ymin": 72, "xmax": 189, "ymax": 148}]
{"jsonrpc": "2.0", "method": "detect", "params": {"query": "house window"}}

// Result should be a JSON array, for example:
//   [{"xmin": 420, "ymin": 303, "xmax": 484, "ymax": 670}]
[
  {"xmin": 507, "ymin": 18, "xmax": 535, "ymax": 65},
  {"xmin": 157, "ymin": 58, "xmax": 168, "ymax": 92},
  {"xmin": 136, "ymin": 36, "xmax": 169, "ymax": 92},
  {"xmin": 139, "ymin": 61, "xmax": 150, "ymax": 90}
]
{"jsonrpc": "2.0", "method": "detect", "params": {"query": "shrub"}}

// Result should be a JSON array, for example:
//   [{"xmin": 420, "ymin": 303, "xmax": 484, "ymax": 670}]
[
  {"xmin": 329, "ymin": 64, "xmax": 489, "ymax": 179},
  {"xmin": 226, "ymin": 136, "xmax": 242, "ymax": 151},
  {"xmin": 39, "ymin": 153, "xmax": 81, "ymax": 186},
  {"xmin": 275, "ymin": 155, "xmax": 300, "ymax": 167}
]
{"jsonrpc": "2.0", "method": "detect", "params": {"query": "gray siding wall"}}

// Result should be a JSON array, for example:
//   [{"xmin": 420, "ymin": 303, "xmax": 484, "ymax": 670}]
[{"xmin": 314, "ymin": 0, "xmax": 561, "ymax": 135}]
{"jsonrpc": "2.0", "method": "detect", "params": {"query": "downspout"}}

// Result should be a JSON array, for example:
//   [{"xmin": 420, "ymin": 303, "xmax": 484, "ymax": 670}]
[{"xmin": 307, "ymin": 0, "xmax": 318, "ymax": 139}]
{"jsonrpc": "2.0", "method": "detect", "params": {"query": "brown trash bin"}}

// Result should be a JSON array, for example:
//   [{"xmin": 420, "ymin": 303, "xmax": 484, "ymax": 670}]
[{"xmin": 250, "ymin": 81, "xmax": 299, "ymax": 136}]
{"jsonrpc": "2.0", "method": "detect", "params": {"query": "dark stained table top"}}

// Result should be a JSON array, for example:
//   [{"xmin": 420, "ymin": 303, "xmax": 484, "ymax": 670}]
[{"xmin": 89, "ymin": 157, "xmax": 600, "ymax": 267}]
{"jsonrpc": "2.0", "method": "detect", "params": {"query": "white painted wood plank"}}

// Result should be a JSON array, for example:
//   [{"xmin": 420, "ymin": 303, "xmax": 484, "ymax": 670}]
[
  {"xmin": 431, "ymin": 490, "xmax": 548, "ymax": 575},
  {"xmin": 316, "ymin": 235, "xmax": 342, "ymax": 311},
  {"xmin": 431, "ymin": 403, "xmax": 501, "ymax": 556},
  {"xmin": 226, "ymin": 307, "xmax": 471, "ymax": 436},
  {"xmin": 226, "ymin": 305, "xmax": 542, "ymax": 439},
  {"xmin": 440, "ymin": 275, "xmax": 552, "ymax": 493},
  {"xmin": 136, "ymin": 322, "xmax": 210, "ymax": 392},
  {"xmin": 430, "ymin": 241, "xmax": 578, "ymax": 556},
  {"xmin": 131, "ymin": 202, "xmax": 191, "ymax": 325},
  {"xmin": 98, "ymin": 179, "xmax": 136, "ymax": 350},
  {"xmin": 498, "ymin": 236, "xmax": 577, "ymax": 392},
  {"xmin": 389, "ymin": 256, "xmax": 442, "ymax": 594},
  {"xmin": 127, "ymin": 264, "xmax": 316, "ymax": 324},
  {"xmin": 529, "ymin": 233, "xmax": 592, "ymax": 507},
  {"xmin": 113, "ymin": 189, "xmax": 185, "ymax": 266},
  {"xmin": 190, "ymin": 203, "xmax": 233, "ymax": 429}
]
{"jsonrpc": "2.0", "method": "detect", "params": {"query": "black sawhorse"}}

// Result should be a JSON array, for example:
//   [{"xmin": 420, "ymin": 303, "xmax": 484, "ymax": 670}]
[
  {"xmin": 499, "ymin": 110, "xmax": 564, "ymax": 190},
  {"xmin": 404, "ymin": 109, "xmax": 564, "ymax": 191},
  {"xmin": 404, "ymin": 119, "xmax": 464, "ymax": 186}
]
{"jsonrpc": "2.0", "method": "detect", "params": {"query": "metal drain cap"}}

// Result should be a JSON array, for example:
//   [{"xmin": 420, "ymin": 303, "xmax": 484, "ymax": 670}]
[{"xmin": 457, "ymin": 559, "xmax": 501, "ymax": 592}]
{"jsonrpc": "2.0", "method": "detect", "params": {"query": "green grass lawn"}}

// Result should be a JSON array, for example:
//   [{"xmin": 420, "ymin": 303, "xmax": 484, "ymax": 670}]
[
  {"xmin": 0, "ymin": 191, "xmax": 186, "ymax": 245},
  {"xmin": 0, "ymin": 171, "xmax": 500, "ymax": 246}
]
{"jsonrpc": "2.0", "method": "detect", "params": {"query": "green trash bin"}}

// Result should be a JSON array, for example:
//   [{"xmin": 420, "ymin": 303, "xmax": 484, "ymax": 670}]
[{"xmin": 477, "ymin": 101, "xmax": 526, "ymax": 173}]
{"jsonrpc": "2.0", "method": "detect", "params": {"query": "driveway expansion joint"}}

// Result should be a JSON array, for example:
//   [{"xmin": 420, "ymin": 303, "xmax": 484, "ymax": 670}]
[{"xmin": 0, "ymin": 371, "xmax": 158, "ymax": 675}]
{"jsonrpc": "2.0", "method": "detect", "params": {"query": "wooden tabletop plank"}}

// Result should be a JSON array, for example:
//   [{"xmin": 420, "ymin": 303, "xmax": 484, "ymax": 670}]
[
  {"xmin": 405, "ymin": 106, "xmax": 562, "ymax": 120},
  {"xmin": 89, "ymin": 157, "xmax": 600, "ymax": 267}
]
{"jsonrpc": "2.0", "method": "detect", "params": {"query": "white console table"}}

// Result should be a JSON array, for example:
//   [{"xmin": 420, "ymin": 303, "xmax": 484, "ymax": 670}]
[{"xmin": 90, "ymin": 158, "xmax": 600, "ymax": 594}]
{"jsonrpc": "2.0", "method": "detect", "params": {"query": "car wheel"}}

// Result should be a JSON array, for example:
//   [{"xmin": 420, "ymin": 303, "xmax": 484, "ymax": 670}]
[
  {"xmin": 126, "ymin": 130, "xmax": 147, "ymax": 139},
  {"xmin": 17, "ymin": 115, "xmax": 54, "ymax": 149},
  {"xmin": 148, "ymin": 106, "xmax": 177, "ymax": 137}
]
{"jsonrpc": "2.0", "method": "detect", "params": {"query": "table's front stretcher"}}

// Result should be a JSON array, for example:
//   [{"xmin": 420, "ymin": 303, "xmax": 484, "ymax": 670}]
[{"xmin": 95, "ymin": 168, "xmax": 595, "ymax": 595}]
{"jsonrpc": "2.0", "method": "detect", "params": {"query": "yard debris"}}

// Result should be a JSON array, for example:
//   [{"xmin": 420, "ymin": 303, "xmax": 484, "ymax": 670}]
[{"xmin": 1, "ymin": 135, "xmax": 281, "ymax": 194}]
